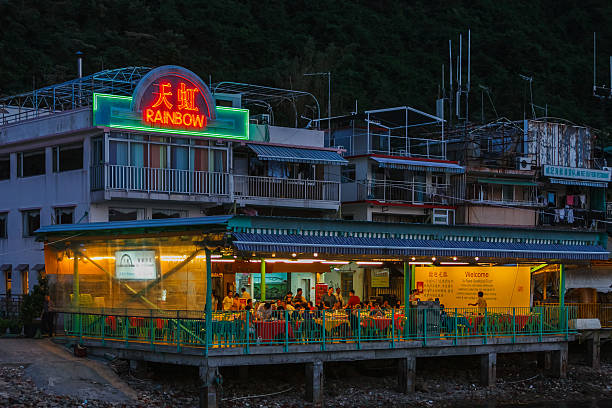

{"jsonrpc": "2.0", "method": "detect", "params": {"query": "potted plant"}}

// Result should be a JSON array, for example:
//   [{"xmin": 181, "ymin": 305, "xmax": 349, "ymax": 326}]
[{"xmin": 21, "ymin": 276, "xmax": 48, "ymax": 338}]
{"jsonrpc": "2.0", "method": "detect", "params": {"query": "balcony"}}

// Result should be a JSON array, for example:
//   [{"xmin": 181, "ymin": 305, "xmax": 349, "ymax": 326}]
[
  {"xmin": 233, "ymin": 174, "xmax": 340, "ymax": 209},
  {"xmin": 352, "ymin": 179, "xmax": 456, "ymax": 206},
  {"xmin": 90, "ymin": 165, "xmax": 339, "ymax": 209}
]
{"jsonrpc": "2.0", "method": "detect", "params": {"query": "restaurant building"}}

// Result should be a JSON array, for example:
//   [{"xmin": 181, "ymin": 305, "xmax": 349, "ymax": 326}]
[{"xmin": 0, "ymin": 65, "xmax": 346, "ymax": 295}]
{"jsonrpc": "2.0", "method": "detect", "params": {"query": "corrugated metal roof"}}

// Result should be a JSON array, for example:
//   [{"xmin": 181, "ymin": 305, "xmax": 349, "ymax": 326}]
[
  {"xmin": 371, "ymin": 157, "xmax": 465, "ymax": 173},
  {"xmin": 248, "ymin": 144, "xmax": 348, "ymax": 165},
  {"xmin": 35, "ymin": 215, "xmax": 233, "ymax": 236},
  {"xmin": 233, "ymin": 232, "xmax": 608, "ymax": 261},
  {"xmin": 549, "ymin": 178, "xmax": 608, "ymax": 188}
]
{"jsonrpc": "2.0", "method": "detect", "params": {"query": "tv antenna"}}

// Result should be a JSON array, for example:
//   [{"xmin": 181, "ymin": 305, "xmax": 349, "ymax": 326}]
[{"xmin": 593, "ymin": 32, "xmax": 612, "ymax": 99}]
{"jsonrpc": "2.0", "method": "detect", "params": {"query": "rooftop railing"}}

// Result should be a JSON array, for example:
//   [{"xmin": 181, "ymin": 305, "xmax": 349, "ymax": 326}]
[{"xmin": 58, "ymin": 306, "xmax": 574, "ymax": 354}]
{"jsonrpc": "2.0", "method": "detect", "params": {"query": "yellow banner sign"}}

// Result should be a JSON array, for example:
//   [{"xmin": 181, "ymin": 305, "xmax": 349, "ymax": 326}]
[{"xmin": 414, "ymin": 266, "xmax": 530, "ymax": 308}]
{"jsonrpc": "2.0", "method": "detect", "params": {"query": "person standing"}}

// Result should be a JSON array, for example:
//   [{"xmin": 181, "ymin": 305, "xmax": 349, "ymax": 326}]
[
  {"xmin": 293, "ymin": 288, "xmax": 307, "ymax": 307},
  {"xmin": 335, "ymin": 287, "xmax": 344, "ymax": 307},
  {"xmin": 240, "ymin": 287, "xmax": 251, "ymax": 300},
  {"xmin": 346, "ymin": 290, "xmax": 361, "ymax": 308},
  {"xmin": 468, "ymin": 291, "xmax": 487, "ymax": 313},
  {"xmin": 322, "ymin": 287, "xmax": 337, "ymax": 309},
  {"xmin": 222, "ymin": 290, "xmax": 234, "ymax": 311}
]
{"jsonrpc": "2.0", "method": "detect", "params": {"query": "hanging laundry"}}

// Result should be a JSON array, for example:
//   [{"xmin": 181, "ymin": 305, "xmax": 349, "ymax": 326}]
[
  {"xmin": 566, "ymin": 195, "xmax": 574, "ymax": 206},
  {"xmin": 567, "ymin": 208, "xmax": 574, "ymax": 224},
  {"xmin": 579, "ymin": 195, "xmax": 586, "ymax": 208},
  {"xmin": 547, "ymin": 192, "xmax": 556, "ymax": 205},
  {"xmin": 554, "ymin": 209, "xmax": 560, "ymax": 223},
  {"xmin": 559, "ymin": 208, "xmax": 565, "ymax": 221}
]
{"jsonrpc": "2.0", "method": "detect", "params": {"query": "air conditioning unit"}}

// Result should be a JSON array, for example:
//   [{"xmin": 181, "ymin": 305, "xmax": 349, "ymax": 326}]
[
  {"xmin": 603, "ymin": 166, "xmax": 612, "ymax": 173},
  {"xmin": 250, "ymin": 113, "xmax": 271, "ymax": 125},
  {"xmin": 517, "ymin": 156, "xmax": 532, "ymax": 171}
]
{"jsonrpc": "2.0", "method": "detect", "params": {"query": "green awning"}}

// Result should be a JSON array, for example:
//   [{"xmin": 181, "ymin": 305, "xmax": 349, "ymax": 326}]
[{"xmin": 477, "ymin": 178, "xmax": 537, "ymax": 186}]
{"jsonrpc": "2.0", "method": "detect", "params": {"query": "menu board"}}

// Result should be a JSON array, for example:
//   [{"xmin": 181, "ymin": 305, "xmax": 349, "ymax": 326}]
[
  {"xmin": 371, "ymin": 268, "xmax": 390, "ymax": 288},
  {"xmin": 414, "ymin": 266, "xmax": 530, "ymax": 308}
]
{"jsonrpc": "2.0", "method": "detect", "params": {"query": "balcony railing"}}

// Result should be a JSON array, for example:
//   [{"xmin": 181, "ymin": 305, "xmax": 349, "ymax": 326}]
[
  {"xmin": 356, "ymin": 180, "xmax": 456, "ymax": 205},
  {"xmin": 91, "ymin": 164, "xmax": 230, "ymax": 196},
  {"xmin": 539, "ymin": 208, "xmax": 604, "ymax": 230},
  {"xmin": 91, "ymin": 165, "xmax": 340, "ymax": 203},
  {"xmin": 234, "ymin": 174, "xmax": 339, "ymax": 202}
]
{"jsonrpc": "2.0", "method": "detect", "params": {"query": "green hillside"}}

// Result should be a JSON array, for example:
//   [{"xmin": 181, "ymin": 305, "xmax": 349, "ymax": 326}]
[{"xmin": 1, "ymin": 0, "xmax": 612, "ymax": 140}]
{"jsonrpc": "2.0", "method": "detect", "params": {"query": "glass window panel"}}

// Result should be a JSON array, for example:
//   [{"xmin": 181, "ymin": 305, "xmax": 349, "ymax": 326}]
[
  {"xmin": 109, "ymin": 141, "xmax": 128, "ymax": 165},
  {"xmin": 18, "ymin": 150, "xmax": 45, "ymax": 177},
  {"xmin": 0, "ymin": 155, "xmax": 10, "ymax": 180},
  {"xmin": 0, "ymin": 212, "xmax": 7, "ymax": 238},
  {"xmin": 22, "ymin": 209, "xmax": 40, "ymax": 237}
]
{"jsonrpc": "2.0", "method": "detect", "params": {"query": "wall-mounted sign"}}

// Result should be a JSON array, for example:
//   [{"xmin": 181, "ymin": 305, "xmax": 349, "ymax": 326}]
[
  {"xmin": 371, "ymin": 268, "xmax": 389, "ymax": 288},
  {"xmin": 93, "ymin": 65, "xmax": 249, "ymax": 140},
  {"xmin": 543, "ymin": 165, "xmax": 611, "ymax": 182},
  {"xmin": 414, "ymin": 266, "xmax": 530, "ymax": 308},
  {"xmin": 115, "ymin": 250, "xmax": 157, "ymax": 280}
]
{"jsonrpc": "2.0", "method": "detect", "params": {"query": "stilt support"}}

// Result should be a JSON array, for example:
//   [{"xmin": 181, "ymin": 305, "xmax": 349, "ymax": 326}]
[
  {"xmin": 480, "ymin": 352, "xmax": 496, "ymax": 387},
  {"xmin": 397, "ymin": 356, "xmax": 416, "ymax": 393}
]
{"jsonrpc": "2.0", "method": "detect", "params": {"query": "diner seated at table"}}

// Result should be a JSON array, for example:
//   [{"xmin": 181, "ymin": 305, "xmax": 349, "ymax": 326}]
[
  {"xmin": 381, "ymin": 300, "xmax": 391, "ymax": 310},
  {"xmin": 370, "ymin": 302, "xmax": 384, "ymax": 317},
  {"xmin": 232, "ymin": 293, "xmax": 243, "ymax": 311},
  {"xmin": 283, "ymin": 291, "xmax": 293, "ymax": 304},
  {"xmin": 245, "ymin": 299, "xmax": 253, "ymax": 311},
  {"xmin": 257, "ymin": 302, "xmax": 273, "ymax": 321}
]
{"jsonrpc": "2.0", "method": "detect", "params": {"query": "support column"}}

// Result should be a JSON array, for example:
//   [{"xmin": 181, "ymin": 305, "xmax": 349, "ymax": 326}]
[
  {"xmin": 537, "ymin": 351, "xmax": 551, "ymax": 370},
  {"xmin": 205, "ymin": 249, "xmax": 212, "ymax": 354},
  {"xmin": 585, "ymin": 333, "xmax": 601, "ymax": 369},
  {"xmin": 199, "ymin": 364, "xmax": 220, "ymax": 408},
  {"xmin": 73, "ymin": 250, "xmax": 80, "ymax": 307},
  {"xmin": 480, "ymin": 352, "xmax": 496, "ymax": 387},
  {"xmin": 549, "ymin": 345, "xmax": 568, "ymax": 379},
  {"xmin": 260, "ymin": 259, "xmax": 266, "ymax": 301},
  {"xmin": 403, "ymin": 262, "xmax": 410, "ymax": 317},
  {"xmin": 305, "ymin": 360, "xmax": 324, "ymax": 407},
  {"xmin": 559, "ymin": 264, "xmax": 565, "ymax": 308},
  {"xmin": 397, "ymin": 356, "xmax": 416, "ymax": 393}
]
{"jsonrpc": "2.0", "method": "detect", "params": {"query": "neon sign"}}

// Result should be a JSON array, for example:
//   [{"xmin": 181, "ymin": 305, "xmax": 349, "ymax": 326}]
[
  {"xmin": 139, "ymin": 74, "xmax": 211, "ymax": 130},
  {"xmin": 92, "ymin": 65, "xmax": 249, "ymax": 140}
]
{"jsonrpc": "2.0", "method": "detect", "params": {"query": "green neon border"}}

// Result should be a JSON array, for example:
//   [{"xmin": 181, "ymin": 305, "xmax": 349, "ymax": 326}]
[{"xmin": 93, "ymin": 93, "xmax": 249, "ymax": 140}]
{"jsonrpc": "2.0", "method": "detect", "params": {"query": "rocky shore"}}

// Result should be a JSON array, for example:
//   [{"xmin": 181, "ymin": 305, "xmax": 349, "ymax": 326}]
[{"xmin": 0, "ymin": 344, "xmax": 610, "ymax": 407}]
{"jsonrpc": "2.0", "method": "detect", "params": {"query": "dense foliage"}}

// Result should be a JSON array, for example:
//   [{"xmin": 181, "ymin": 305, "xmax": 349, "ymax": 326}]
[{"xmin": 1, "ymin": 1, "xmax": 611, "ymax": 139}]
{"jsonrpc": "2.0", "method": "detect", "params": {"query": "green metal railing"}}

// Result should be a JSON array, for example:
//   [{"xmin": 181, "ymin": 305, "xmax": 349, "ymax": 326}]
[{"xmin": 59, "ymin": 306, "xmax": 575, "ymax": 353}]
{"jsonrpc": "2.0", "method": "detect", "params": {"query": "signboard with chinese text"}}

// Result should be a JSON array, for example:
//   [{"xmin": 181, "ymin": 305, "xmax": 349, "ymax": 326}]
[
  {"xmin": 370, "ymin": 268, "xmax": 390, "ymax": 288},
  {"xmin": 543, "ymin": 165, "xmax": 611, "ymax": 182},
  {"xmin": 115, "ymin": 250, "xmax": 158, "ymax": 280},
  {"xmin": 93, "ymin": 65, "xmax": 248, "ymax": 140},
  {"xmin": 414, "ymin": 266, "xmax": 530, "ymax": 308}
]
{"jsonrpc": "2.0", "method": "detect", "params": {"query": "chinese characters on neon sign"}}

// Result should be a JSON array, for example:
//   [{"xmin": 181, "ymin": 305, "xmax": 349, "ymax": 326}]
[{"xmin": 143, "ymin": 79, "xmax": 208, "ymax": 129}]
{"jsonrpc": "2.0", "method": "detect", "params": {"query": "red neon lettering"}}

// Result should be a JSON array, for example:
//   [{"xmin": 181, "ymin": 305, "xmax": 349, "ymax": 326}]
[
  {"xmin": 151, "ymin": 83, "xmax": 173, "ymax": 109},
  {"xmin": 177, "ymin": 82, "xmax": 199, "ymax": 111},
  {"xmin": 142, "ymin": 79, "xmax": 208, "ymax": 130}
]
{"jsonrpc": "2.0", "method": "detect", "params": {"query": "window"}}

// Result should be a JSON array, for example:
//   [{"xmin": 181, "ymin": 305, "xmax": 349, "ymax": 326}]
[
  {"xmin": 0, "ymin": 155, "xmax": 9, "ymax": 180},
  {"xmin": 54, "ymin": 207, "xmax": 74, "ymax": 224},
  {"xmin": 92, "ymin": 138, "xmax": 104, "ymax": 166},
  {"xmin": 52, "ymin": 143, "xmax": 83, "ymax": 172},
  {"xmin": 152, "ymin": 209, "xmax": 187, "ymax": 219},
  {"xmin": 340, "ymin": 273, "xmax": 353, "ymax": 299},
  {"xmin": 21, "ymin": 268, "xmax": 28, "ymax": 295},
  {"xmin": 22, "ymin": 210, "xmax": 40, "ymax": 237},
  {"xmin": 502, "ymin": 185, "xmax": 514, "ymax": 202},
  {"xmin": 109, "ymin": 207, "xmax": 143, "ymax": 221},
  {"xmin": 18, "ymin": 150, "xmax": 45, "ymax": 177},
  {"xmin": 0, "ymin": 212, "xmax": 6, "ymax": 238},
  {"xmin": 4, "ymin": 269, "xmax": 11, "ymax": 294}
]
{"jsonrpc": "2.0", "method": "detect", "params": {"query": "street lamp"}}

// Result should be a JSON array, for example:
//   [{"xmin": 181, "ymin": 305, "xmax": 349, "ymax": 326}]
[{"xmin": 304, "ymin": 72, "xmax": 331, "ymax": 132}]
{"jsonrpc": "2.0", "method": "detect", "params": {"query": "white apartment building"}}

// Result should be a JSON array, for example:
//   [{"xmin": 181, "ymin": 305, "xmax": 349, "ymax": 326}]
[{"xmin": 0, "ymin": 65, "xmax": 345, "ymax": 294}]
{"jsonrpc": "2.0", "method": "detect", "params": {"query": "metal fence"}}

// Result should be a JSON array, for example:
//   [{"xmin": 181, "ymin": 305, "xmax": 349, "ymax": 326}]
[
  {"xmin": 0, "ymin": 295, "xmax": 23, "ymax": 319},
  {"xmin": 357, "ymin": 180, "xmax": 455, "ymax": 205},
  {"xmin": 536, "ymin": 302, "xmax": 611, "ymax": 328},
  {"xmin": 58, "ymin": 306, "xmax": 574, "ymax": 353},
  {"xmin": 233, "ymin": 175, "xmax": 339, "ymax": 202},
  {"xmin": 91, "ymin": 164, "xmax": 230, "ymax": 196}
]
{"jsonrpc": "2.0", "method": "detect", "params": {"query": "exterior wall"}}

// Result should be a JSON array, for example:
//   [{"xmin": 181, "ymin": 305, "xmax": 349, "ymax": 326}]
[
  {"xmin": 289, "ymin": 272, "xmax": 317, "ymax": 303},
  {"xmin": 462, "ymin": 206, "xmax": 537, "ymax": 227},
  {"xmin": 527, "ymin": 121, "xmax": 593, "ymax": 168},
  {"xmin": 0, "ymin": 134, "xmax": 92, "ymax": 294},
  {"xmin": 322, "ymin": 265, "xmax": 365, "ymax": 301},
  {"xmin": 249, "ymin": 124, "xmax": 324, "ymax": 147}
]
